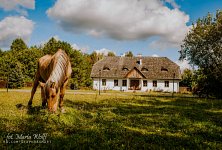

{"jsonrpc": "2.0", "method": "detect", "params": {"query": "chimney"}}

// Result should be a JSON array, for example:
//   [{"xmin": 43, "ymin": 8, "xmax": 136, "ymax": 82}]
[
  {"xmin": 136, "ymin": 59, "xmax": 142, "ymax": 65},
  {"xmin": 137, "ymin": 53, "xmax": 142, "ymax": 57}
]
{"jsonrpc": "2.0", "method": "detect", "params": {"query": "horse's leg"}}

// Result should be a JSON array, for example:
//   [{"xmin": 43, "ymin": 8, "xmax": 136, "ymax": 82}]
[
  {"xmin": 59, "ymin": 80, "xmax": 68, "ymax": 113},
  {"xmin": 41, "ymin": 86, "xmax": 47, "ymax": 108},
  {"xmin": 28, "ymin": 72, "xmax": 40, "ymax": 106}
]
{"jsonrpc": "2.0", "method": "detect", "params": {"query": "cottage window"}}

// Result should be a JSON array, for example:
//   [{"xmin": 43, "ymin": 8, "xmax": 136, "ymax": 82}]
[
  {"xmin": 122, "ymin": 80, "xmax": 127, "ymax": 86},
  {"xmin": 141, "ymin": 67, "xmax": 148, "ymax": 71},
  {"xmin": 165, "ymin": 81, "xmax": 169, "ymax": 87},
  {"xmin": 153, "ymin": 80, "xmax": 157, "ymax": 87},
  {"xmin": 114, "ymin": 80, "xmax": 118, "ymax": 86},
  {"xmin": 102, "ymin": 79, "xmax": 106, "ymax": 86},
  {"xmin": 122, "ymin": 67, "xmax": 129, "ymax": 71},
  {"xmin": 161, "ymin": 67, "xmax": 168, "ymax": 72},
  {"xmin": 103, "ymin": 67, "xmax": 110, "ymax": 71},
  {"xmin": 143, "ymin": 80, "xmax": 147, "ymax": 87}
]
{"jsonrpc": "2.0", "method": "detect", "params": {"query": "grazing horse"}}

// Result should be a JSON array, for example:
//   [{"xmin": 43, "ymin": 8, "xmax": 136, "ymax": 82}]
[{"xmin": 28, "ymin": 49, "xmax": 72, "ymax": 113}]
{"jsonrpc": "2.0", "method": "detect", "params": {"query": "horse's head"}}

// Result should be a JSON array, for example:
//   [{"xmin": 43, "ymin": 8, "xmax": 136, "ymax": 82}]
[{"xmin": 39, "ymin": 81, "xmax": 59, "ymax": 112}]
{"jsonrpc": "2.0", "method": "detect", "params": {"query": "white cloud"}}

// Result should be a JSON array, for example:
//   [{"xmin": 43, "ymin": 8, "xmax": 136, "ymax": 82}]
[
  {"xmin": 0, "ymin": 0, "xmax": 35, "ymax": 10},
  {"xmin": 149, "ymin": 37, "xmax": 179, "ymax": 50},
  {"xmin": 152, "ymin": 54, "xmax": 159, "ymax": 57},
  {"xmin": 47, "ymin": 0, "xmax": 189, "ymax": 48},
  {"xmin": 95, "ymin": 48, "xmax": 115, "ymax": 56},
  {"xmin": 0, "ymin": 16, "xmax": 34, "ymax": 48},
  {"xmin": 72, "ymin": 43, "xmax": 89, "ymax": 53},
  {"xmin": 0, "ymin": 0, "xmax": 35, "ymax": 15},
  {"xmin": 52, "ymin": 35, "xmax": 60, "ymax": 41},
  {"xmin": 39, "ymin": 35, "xmax": 61, "ymax": 47},
  {"xmin": 176, "ymin": 59, "xmax": 192, "ymax": 72},
  {"xmin": 164, "ymin": 0, "xmax": 180, "ymax": 9}
]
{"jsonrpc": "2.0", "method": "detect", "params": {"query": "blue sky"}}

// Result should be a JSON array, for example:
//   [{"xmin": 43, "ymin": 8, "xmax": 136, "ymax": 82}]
[{"xmin": 0, "ymin": 0, "xmax": 221, "ymax": 69}]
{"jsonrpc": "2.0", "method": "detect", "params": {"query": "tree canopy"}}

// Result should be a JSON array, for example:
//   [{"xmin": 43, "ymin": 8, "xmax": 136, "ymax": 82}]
[
  {"xmin": 107, "ymin": 51, "xmax": 116, "ymax": 57},
  {"xmin": 10, "ymin": 38, "xmax": 28, "ymax": 52},
  {"xmin": 42, "ymin": 37, "xmax": 72, "ymax": 55},
  {"xmin": 180, "ymin": 69, "xmax": 193, "ymax": 88},
  {"xmin": 179, "ymin": 10, "xmax": 222, "ymax": 98},
  {"xmin": 125, "ymin": 51, "xmax": 134, "ymax": 57},
  {"xmin": 0, "ymin": 37, "xmax": 95, "ymax": 89}
]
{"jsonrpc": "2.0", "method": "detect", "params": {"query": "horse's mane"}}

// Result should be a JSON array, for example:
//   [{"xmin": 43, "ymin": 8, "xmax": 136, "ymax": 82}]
[
  {"xmin": 37, "ymin": 49, "xmax": 70, "ymax": 88},
  {"xmin": 48, "ymin": 49, "xmax": 70, "ymax": 87},
  {"xmin": 39, "ymin": 50, "xmax": 69, "ymax": 86}
]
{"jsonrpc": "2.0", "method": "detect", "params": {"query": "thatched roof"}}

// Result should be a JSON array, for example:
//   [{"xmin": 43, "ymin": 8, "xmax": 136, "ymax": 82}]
[{"xmin": 91, "ymin": 56, "xmax": 181, "ymax": 80}]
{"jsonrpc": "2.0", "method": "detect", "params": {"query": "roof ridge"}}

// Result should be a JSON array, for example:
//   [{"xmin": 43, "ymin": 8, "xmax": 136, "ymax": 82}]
[
  {"xmin": 104, "ymin": 56, "xmax": 168, "ymax": 58},
  {"xmin": 91, "ymin": 56, "xmax": 181, "ymax": 79}
]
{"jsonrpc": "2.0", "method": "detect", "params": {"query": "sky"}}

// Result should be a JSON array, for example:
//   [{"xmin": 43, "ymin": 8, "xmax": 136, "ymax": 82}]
[{"xmin": 0, "ymin": 0, "xmax": 222, "ymax": 70}]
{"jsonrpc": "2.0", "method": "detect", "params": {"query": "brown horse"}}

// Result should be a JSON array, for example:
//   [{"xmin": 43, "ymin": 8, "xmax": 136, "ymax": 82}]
[{"xmin": 28, "ymin": 49, "xmax": 72, "ymax": 113}]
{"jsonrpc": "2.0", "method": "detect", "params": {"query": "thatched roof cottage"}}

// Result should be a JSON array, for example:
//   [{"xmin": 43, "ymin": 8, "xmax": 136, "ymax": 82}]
[{"xmin": 90, "ymin": 56, "xmax": 181, "ymax": 92}]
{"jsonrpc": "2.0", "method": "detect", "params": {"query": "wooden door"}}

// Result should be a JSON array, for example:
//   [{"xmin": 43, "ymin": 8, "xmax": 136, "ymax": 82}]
[{"xmin": 130, "ymin": 80, "xmax": 139, "ymax": 90}]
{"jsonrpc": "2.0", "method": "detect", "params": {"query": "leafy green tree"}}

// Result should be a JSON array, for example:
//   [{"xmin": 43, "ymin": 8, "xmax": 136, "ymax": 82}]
[
  {"xmin": 0, "ymin": 49, "xmax": 4, "ymax": 57},
  {"xmin": 42, "ymin": 37, "xmax": 72, "ymax": 55},
  {"xmin": 179, "ymin": 10, "xmax": 222, "ymax": 98},
  {"xmin": 1, "ymin": 38, "xmax": 93, "ymax": 89},
  {"xmin": 0, "ymin": 49, "xmax": 4, "ymax": 79},
  {"xmin": 7, "ymin": 61, "xmax": 24, "ymax": 89},
  {"xmin": 0, "ymin": 57, "xmax": 5, "ymax": 80},
  {"xmin": 57, "ymin": 41, "xmax": 73, "ymax": 56},
  {"xmin": 10, "ymin": 38, "xmax": 28, "ymax": 52},
  {"xmin": 16, "ymin": 47, "xmax": 43, "ymax": 81},
  {"xmin": 0, "ymin": 51, "xmax": 24, "ymax": 88},
  {"xmin": 125, "ymin": 51, "xmax": 133, "ymax": 57},
  {"xmin": 42, "ymin": 37, "xmax": 58, "ymax": 55},
  {"xmin": 0, "ymin": 52, "xmax": 15, "ymax": 80},
  {"xmin": 180, "ymin": 69, "xmax": 193, "ymax": 88},
  {"xmin": 89, "ymin": 51, "xmax": 104, "ymax": 65},
  {"xmin": 0, "ymin": 45, "xmax": 43, "ymax": 86},
  {"xmin": 191, "ymin": 69, "xmax": 210, "ymax": 97},
  {"xmin": 108, "ymin": 51, "xmax": 115, "ymax": 57},
  {"xmin": 69, "ymin": 50, "xmax": 92, "ymax": 89}
]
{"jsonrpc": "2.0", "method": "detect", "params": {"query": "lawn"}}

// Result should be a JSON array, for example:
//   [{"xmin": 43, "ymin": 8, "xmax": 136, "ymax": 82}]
[{"xmin": 0, "ymin": 89, "xmax": 222, "ymax": 149}]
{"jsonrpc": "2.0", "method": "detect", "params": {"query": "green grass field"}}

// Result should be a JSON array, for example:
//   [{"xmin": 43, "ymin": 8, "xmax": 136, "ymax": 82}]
[{"xmin": 0, "ymin": 89, "xmax": 222, "ymax": 149}]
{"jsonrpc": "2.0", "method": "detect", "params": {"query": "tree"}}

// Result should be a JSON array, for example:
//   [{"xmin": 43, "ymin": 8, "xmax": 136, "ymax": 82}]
[
  {"xmin": 69, "ymin": 50, "xmax": 92, "ymax": 89},
  {"xmin": 42, "ymin": 37, "xmax": 58, "ymax": 55},
  {"xmin": 125, "ymin": 51, "xmax": 133, "ymax": 57},
  {"xmin": 10, "ymin": 38, "xmax": 28, "ymax": 52},
  {"xmin": 1, "ymin": 38, "xmax": 93, "ymax": 89},
  {"xmin": 107, "ymin": 51, "xmax": 115, "ymax": 57},
  {"xmin": 42, "ymin": 37, "xmax": 72, "ymax": 55},
  {"xmin": 191, "ymin": 69, "xmax": 210, "ymax": 98},
  {"xmin": 8, "ymin": 62, "xmax": 24, "ymax": 89},
  {"xmin": 0, "ymin": 52, "xmax": 16, "ymax": 80},
  {"xmin": 89, "ymin": 51, "xmax": 104, "ymax": 65},
  {"xmin": 0, "ymin": 51, "xmax": 24, "ymax": 88},
  {"xmin": 0, "ymin": 49, "xmax": 3, "ymax": 57},
  {"xmin": 179, "ymin": 10, "xmax": 222, "ymax": 98},
  {"xmin": 180, "ymin": 69, "xmax": 193, "ymax": 88},
  {"xmin": 16, "ymin": 47, "xmax": 43, "ymax": 81}
]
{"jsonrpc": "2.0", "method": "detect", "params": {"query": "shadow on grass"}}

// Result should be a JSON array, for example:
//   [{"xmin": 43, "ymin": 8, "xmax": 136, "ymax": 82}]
[
  {"xmin": 1, "ymin": 104, "xmax": 52, "ymax": 149},
  {"xmin": 1, "ymin": 96, "xmax": 222, "ymax": 149},
  {"xmin": 27, "ymin": 106, "xmax": 43, "ymax": 115},
  {"xmin": 64, "ymin": 98, "xmax": 222, "ymax": 149}
]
